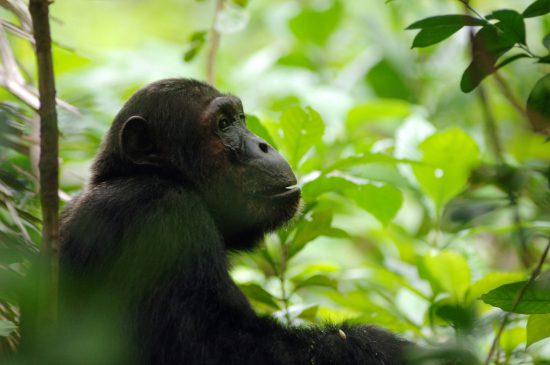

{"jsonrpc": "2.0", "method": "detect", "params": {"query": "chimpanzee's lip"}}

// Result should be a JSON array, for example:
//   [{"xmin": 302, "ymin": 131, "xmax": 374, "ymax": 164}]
[{"xmin": 254, "ymin": 185, "xmax": 301, "ymax": 199}]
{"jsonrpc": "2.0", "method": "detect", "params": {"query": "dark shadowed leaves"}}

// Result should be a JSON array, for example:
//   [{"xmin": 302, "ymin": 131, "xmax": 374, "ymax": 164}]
[
  {"xmin": 407, "ymin": 15, "xmax": 486, "ymax": 48},
  {"xmin": 481, "ymin": 280, "xmax": 550, "ymax": 314},
  {"xmin": 461, "ymin": 25, "xmax": 516, "ymax": 92},
  {"xmin": 488, "ymin": 10, "xmax": 526, "ymax": 45},
  {"xmin": 523, "ymin": 0, "xmax": 550, "ymax": 18},
  {"xmin": 526, "ymin": 74, "xmax": 550, "ymax": 134}
]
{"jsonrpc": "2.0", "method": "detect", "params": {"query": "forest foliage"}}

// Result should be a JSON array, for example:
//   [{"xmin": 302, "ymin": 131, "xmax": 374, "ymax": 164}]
[{"xmin": 0, "ymin": 0, "xmax": 550, "ymax": 364}]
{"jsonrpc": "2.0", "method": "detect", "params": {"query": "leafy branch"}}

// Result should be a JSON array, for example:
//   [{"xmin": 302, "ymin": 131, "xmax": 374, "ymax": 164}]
[{"xmin": 484, "ymin": 237, "xmax": 550, "ymax": 365}]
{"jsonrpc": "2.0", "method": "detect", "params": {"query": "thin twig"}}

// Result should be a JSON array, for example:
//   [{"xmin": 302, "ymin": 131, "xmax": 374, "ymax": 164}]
[
  {"xmin": 492, "ymin": 72, "xmax": 528, "ymax": 120},
  {"xmin": 279, "ymin": 241, "xmax": 292, "ymax": 325},
  {"xmin": 477, "ymin": 84, "xmax": 504, "ymax": 163},
  {"xmin": 207, "ymin": 0, "xmax": 224, "ymax": 85},
  {"xmin": 484, "ymin": 237, "xmax": 550, "ymax": 365}
]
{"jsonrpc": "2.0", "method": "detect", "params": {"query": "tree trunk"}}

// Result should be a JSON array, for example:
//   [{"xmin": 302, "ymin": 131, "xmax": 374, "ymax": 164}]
[{"xmin": 29, "ymin": 0, "xmax": 59, "ymax": 325}]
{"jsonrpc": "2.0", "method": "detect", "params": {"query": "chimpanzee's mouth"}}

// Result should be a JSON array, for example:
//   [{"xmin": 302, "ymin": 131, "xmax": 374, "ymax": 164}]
[{"xmin": 254, "ymin": 185, "xmax": 301, "ymax": 199}]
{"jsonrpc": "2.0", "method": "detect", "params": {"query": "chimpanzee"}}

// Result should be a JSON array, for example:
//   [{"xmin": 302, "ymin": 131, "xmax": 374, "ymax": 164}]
[{"xmin": 59, "ymin": 79, "xmax": 412, "ymax": 365}]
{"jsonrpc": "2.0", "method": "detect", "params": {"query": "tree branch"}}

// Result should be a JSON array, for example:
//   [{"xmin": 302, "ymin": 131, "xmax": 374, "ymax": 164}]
[
  {"xmin": 484, "ymin": 237, "xmax": 550, "ymax": 365},
  {"xmin": 207, "ymin": 0, "xmax": 224, "ymax": 85},
  {"xmin": 29, "ymin": 0, "xmax": 59, "ymax": 324}
]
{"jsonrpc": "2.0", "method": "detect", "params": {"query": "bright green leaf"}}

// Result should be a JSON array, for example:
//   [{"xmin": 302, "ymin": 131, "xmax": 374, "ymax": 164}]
[
  {"xmin": 280, "ymin": 106, "xmax": 325, "ymax": 169},
  {"xmin": 527, "ymin": 74, "xmax": 550, "ymax": 134},
  {"xmin": 297, "ymin": 305, "xmax": 319, "ymax": 321},
  {"xmin": 500, "ymin": 327, "xmax": 526, "ymax": 354},
  {"xmin": 346, "ymin": 183, "xmax": 403, "ymax": 226},
  {"xmin": 346, "ymin": 100, "xmax": 412, "ymax": 127},
  {"xmin": 292, "ymin": 274, "xmax": 337, "ymax": 291},
  {"xmin": 288, "ymin": 1, "xmax": 342, "ymax": 45},
  {"xmin": 423, "ymin": 251, "xmax": 471, "ymax": 301},
  {"xmin": 412, "ymin": 129, "xmax": 479, "ymax": 214},
  {"xmin": 523, "ymin": 0, "xmax": 550, "ymax": 18},
  {"xmin": 481, "ymin": 281, "xmax": 550, "ymax": 314},
  {"xmin": 301, "ymin": 176, "xmax": 356, "ymax": 200},
  {"xmin": 289, "ymin": 210, "xmax": 333, "ymax": 259},
  {"xmin": 246, "ymin": 115, "xmax": 277, "ymax": 149},
  {"xmin": 527, "ymin": 314, "xmax": 550, "ymax": 347}
]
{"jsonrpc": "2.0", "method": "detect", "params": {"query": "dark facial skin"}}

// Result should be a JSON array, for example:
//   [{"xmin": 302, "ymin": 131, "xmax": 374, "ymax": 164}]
[{"xmin": 199, "ymin": 95, "xmax": 301, "ymax": 249}]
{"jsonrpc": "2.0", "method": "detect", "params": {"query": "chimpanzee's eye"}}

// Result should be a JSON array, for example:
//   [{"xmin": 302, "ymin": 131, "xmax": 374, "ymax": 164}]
[{"xmin": 218, "ymin": 117, "xmax": 231, "ymax": 131}]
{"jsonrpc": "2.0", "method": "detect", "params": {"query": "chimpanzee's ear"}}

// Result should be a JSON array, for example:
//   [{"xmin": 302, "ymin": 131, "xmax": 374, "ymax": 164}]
[{"xmin": 119, "ymin": 116, "xmax": 162, "ymax": 166}]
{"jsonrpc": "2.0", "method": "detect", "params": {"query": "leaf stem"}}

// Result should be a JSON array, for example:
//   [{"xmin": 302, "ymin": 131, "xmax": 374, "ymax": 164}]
[
  {"xmin": 278, "ymin": 241, "xmax": 292, "ymax": 325},
  {"xmin": 457, "ymin": 0, "xmax": 486, "ymax": 21}
]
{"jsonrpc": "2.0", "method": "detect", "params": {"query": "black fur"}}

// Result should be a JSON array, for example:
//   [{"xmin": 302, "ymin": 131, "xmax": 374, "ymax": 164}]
[{"xmin": 59, "ymin": 79, "xmax": 411, "ymax": 364}]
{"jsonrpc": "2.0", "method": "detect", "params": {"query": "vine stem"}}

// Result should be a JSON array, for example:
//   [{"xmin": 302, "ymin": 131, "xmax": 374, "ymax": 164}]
[
  {"xmin": 279, "ymin": 241, "xmax": 292, "ymax": 325},
  {"xmin": 484, "ymin": 237, "xmax": 550, "ymax": 365},
  {"xmin": 207, "ymin": 0, "xmax": 224, "ymax": 85},
  {"xmin": 457, "ymin": 0, "xmax": 486, "ymax": 20},
  {"xmin": 492, "ymin": 72, "xmax": 528, "ymax": 120}
]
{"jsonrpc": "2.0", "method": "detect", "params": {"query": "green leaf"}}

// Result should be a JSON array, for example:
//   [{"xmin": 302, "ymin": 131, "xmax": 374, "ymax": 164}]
[
  {"xmin": 481, "ymin": 281, "xmax": 550, "ymax": 314},
  {"xmin": 297, "ymin": 305, "xmax": 319, "ymax": 321},
  {"xmin": 246, "ymin": 115, "xmax": 277, "ymax": 149},
  {"xmin": 289, "ymin": 210, "xmax": 333, "ymax": 259},
  {"xmin": 407, "ymin": 15, "xmax": 486, "ymax": 29},
  {"xmin": 365, "ymin": 60, "xmax": 413, "ymax": 100},
  {"xmin": 407, "ymin": 15, "xmax": 485, "ymax": 48},
  {"xmin": 345, "ymin": 183, "xmax": 403, "ymax": 226},
  {"xmin": 292, "ymin": 274, "xmax": 337, "ymax": 291},
  {"xmin": 527, "ymin": 74, "xmax": 550, "ymax": 134},
  {"xmin": 301, "ymin": 176, "xmax": 356, "ymax": 200},
  {"xmin": 412, "ymin": 129, "xmax": 479, "ymax": 214},
  {"xmin": 523, "ymin": 0, "xmax": 550, "ymax": 18},
  {"xmin": 411, "ymin": 26, "xmax": 462, "ymax": 48},
  {"xmin": 346, "ymin": 99, "xmax": 412, "ymax": 127},
  {"xmin": 461, "ymin": 25, "xmax": 515, "ymax": 92},
  {"xmin": 527, "ymin": 314, "xmax": 550, "ymax": 347},
  {"xmin": 495, "ymin": 53, "xmax": 531, "ymax": 70},
  {"xmin": 183, "ymin": 31, "xmax": 207, "ymax": 62},
  {"xmin": 488, "ymin": 10, "xmax": 526, "ymax": 45},
  {"xmin": 280, "ymin": 106, "xmax": 325, "ymax": 169},
  {"xmin": 539, "ymin": 55, "xmax": 550, "ymax": 64},
  {"xmin": 466, "ymin": 272, "xmax": 526, "ymax": 304},
  {"xmin": 0, "ymin": 319, "xmax": 16, "ymax": 337},
  {"xmin": 288, "ymin": 1, "xmax": 342, "ymax": 45},
  {"xmin": 423, "ymin": 252, "xmax": 471, "ymax": 301},
  {"xmin": 543, "ymin": 32, "xmax": 550, "ymax": 50},
  {"xmin": 240, "ymin": 283, "xmax": 280, "ymax": 310},
  {"xmin": 500, "ymin": 327, "xmax": 526, "ymax": 354}
]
